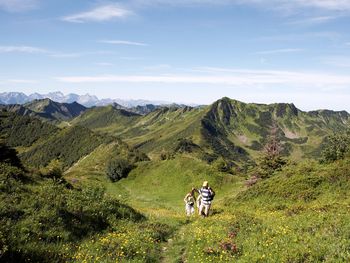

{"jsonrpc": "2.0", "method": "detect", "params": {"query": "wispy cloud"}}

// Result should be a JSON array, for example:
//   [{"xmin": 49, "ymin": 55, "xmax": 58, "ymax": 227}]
[
  {"xmin": 56, "ymin": 68, "xmax": 350, "ymax": 88},
  {"xmin": 96, "ymin": 62, "xmax": 114, "ymax": 67},
  {"xmin": 321, "ymin": 56, "xmax": 350, "ymax": 68},
  {"xmin": 144, "ymin": 64, "xmax": 172, "ymax": 70},
  {"xmin": 49, "ymin": 50, "xmax": 114, "ymax": 58},
  {"xmin": 99, "ymin": 40, "xmax": 147, "ymax": 46},
  {"xmin": 0, "ymin": 0, "xmax": 39, "ymax": 12},
  {"xmin": 120, "ymin": 56, "xmax": 144, "ymax": 60},
  {"xmin": 287, "ymin": 16, "xmax": 337, "ymax": 26},
  {"xmin": 0, "ymin": 45, "xmax": 48, "ymax": 54},
  {"xmin": 298, "ymin": 0, "xmax": 350, "ymax": 11},
  {"xmin": 235, "ymin": 0, "xmax": 350, "ymax": 13},
  {"xmin": 132, "ymin": 0, "xmax": 350, "ymax": 12},
  {"xmin": 256, "ymin": 31, "xmax": 340, "ymax": 42},
  {"xmin": 62, "ymin": 4, "xmax": 132, "ymax": 23},
  {"xmin": 7, "ymin": 79, "xmax": 38, "ymax": 84},
  {"xmin": 255, "ymin": 48, "xmax": 304, "ymax": 55}
]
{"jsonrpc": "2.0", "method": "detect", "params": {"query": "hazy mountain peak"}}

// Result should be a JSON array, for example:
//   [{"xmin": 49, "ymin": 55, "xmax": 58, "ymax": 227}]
[{"xmin": 0, "ymin": 91, "xmax": 171, "ymax": 108}]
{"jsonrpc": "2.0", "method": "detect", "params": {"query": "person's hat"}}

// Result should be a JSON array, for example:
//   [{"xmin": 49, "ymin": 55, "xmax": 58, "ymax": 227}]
[{"xmin": 203, "ymin": 181, "xmax": 208, "ymax": 187}]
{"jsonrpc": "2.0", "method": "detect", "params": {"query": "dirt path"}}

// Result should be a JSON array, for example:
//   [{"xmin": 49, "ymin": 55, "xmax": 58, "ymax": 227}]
[{"xmin": 160, "ymin": 218, "xmax": 196, "ymax": 263}]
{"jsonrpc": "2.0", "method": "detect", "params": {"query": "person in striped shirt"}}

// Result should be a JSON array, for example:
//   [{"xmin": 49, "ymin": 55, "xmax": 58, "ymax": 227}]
[{"xmin": 198, "ymin": 181, "xmax": 215, "ymax": 217}]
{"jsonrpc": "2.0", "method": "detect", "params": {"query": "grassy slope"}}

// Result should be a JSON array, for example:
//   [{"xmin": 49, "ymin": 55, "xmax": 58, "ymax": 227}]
[
  {"xmin": 65, "ymin": 154, "xmax": 243, "ymax": 215},
  {"xmin": 164, "ymin": 159, "xmax": 350, "ymax": 262},
  {"xmin": 220, "ymin": 159, "xmax": 350, "ymax": 262},
  {"xmin": 19, "ymin": 125, "xmax": 110, "ymax": 168},
  {"xmin": 64, "ymin": 141, "xmax": 133, "ymax": 183},
  {"xmin": 65, "ymin": 156, "xmax": 350, "ymax": 262},
  {"xmin": 70, "ymin": 105, "xmax": 141, "ymax": 134},
  {"xmin": 106, "ymin": 156, "xmax": 243, "ymax": 213}
]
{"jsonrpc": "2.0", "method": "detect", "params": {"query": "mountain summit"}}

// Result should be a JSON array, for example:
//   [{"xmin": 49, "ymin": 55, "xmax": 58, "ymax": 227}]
[{"xmin": 1, "ymin": 99, "xmax": 86, "ymax": 121}]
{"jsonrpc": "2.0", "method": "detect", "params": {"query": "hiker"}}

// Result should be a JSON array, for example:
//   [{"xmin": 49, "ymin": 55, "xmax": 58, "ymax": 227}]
[
  {"xmin": 198, "ymin": 181, "xmax": 215, "ymax": 217},
  {"xmin": 184, "ymin": 188, "xmax": 196, "ymax": 216}
]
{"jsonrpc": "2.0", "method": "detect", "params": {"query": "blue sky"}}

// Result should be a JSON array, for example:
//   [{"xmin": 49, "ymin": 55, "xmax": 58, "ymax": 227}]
[{"xmin": 1, "ymin": 0, "xmax": 350, "ymax": 111}]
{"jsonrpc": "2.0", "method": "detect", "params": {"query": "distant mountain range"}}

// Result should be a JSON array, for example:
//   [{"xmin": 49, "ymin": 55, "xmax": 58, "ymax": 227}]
[
  {"xmin": 0, "ymin": 98, "xmax": 179, "ymax": 122},
  {"xmin": 0, "ymin": 91, "xmax": 172, "ymax": 108}
]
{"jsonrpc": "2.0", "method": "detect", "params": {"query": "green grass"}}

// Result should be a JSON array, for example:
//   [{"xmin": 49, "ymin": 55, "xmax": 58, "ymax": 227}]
[
  {"xmin": 62, "ymin": 147, "xmax": 350, "ymax": 262},
  {"xmin": 106, "ymin": 156, "xmax": 242, "ymax": 213}
]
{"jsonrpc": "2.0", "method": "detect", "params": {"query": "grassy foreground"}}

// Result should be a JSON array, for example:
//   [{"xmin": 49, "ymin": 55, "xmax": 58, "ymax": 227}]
[{"xmin": 66, "ymin": 156, "xmax": 350, "ymax": 262}]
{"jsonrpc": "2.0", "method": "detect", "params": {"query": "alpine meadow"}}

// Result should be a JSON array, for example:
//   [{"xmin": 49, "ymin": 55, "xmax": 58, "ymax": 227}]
[{"xmin": 1, "ymin": 1, "xmax": 350, "ymax": 263}]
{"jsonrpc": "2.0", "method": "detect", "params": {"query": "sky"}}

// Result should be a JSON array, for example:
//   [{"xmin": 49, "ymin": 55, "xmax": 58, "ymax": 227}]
[{"xmin": 0, "ymin": 0, "xmax": 350, "ymax": 111}]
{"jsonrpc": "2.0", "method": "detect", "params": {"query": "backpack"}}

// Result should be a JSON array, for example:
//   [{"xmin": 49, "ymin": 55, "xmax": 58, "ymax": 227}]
[{"xmin": 209, "ymin": 188, "xmax": 215, "ymax": 201}]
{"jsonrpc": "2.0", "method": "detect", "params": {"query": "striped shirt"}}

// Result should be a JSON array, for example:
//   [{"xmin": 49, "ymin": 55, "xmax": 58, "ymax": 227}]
[{"xmin": 199, "ymin": 187, "xmax": 212, "ymax": 205}]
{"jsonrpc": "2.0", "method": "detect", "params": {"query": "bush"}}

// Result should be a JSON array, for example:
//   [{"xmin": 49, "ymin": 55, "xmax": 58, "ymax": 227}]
[
  {"xmin": 321, "ymin": 129, "xmax": 350, "ymax": 163},
  {"xmin": 106, "ymin": 158, "xmax": 133, "ymax": 182},
  {"xmin": 213, "ymin": 157, "xmax": 231, "ymax": 173},
  {"xmin": 40, "ymin": 159, "xmax": 63, "ymax": 180},
  {"xmin": 0, "ymin": 143, "xmax": 23, "ymax": 169}
]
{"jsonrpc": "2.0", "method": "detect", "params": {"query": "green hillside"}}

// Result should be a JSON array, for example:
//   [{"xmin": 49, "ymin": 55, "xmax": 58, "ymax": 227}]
[
  {"xmin": 71, "ymin": 97, "xmax": 350, "ymax": 165},
  {"xmin": 0, "ymin": 143, "xmax": 169, "ymax": 263},
  {"xmin": 0, "ymin": 111, "xmax": 59, "ymax": 147},
  {"xmin": 70, "ymin": 104, "xmax": 141, "ymax": 132},
  {"xmin": 0, "ymin": 110, "xmax": 144, "ymax": 171},
  {"xmin": 65, "ymin": 140, "xmax": 148, "ymax": 182},
  {"xmin": 63, "ymin": 145, "xmax": 350, "ymax": 262},
  {"xmin": 20, "ymin": 125, "xmax": 110, "ymax": 168}
]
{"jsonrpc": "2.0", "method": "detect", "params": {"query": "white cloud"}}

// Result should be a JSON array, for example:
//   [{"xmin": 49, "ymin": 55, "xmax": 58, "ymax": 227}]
[
  {"xmin": 321, "ymin": 56, "xmax": 350, "ymax": 68},
  {"xmin": 144, "ymin": 64, "xmax": 172, "ymax": 70},
  {"xmin": 256, "ymin": 32, "xmax": 340, "ymax": 42},
  {"xmin": 120, "ymin": 56, "xmax": 144, "ymax": 60},
  {"xmin": 7, "ymin": 79, "xmax": 38, "ymax": 84},
  {"xmin": 0, "ymin": 45, "xmax": 48, "ymax": 54},
  {"xmin": 287, "ymin": 16, "xmax": 337, "ymax": 26},
  {"xmin": 0, "ymin": 0, "xmax": 39, "ymax": 12},
  {"xmin": 96, "ymin": 62, "xmax": 114, "ymax": 67},
  {"xmin": 49, "ymin": 50, "xmax": 114, "ymax": 58},
  {"xmin": 55, "ymin": 68, "xmax": 350, "ymax": 88},
  {"xmin": 133, "ymin": 0, "xmax": 350, "ymax": 12},
  {"xmin": 298, "ymin": 0, "xmax": 350, "ymax": 11},
  {"xmin": 99, "ymin": 40, "xmax": 147, "ymax": 46},
  {"xmin": 255, "ymin": 48, "xmax": 304, "ymax": 55},
  {"xmin": 62, "ymin": 4, "xmax": 132, "ymax": 23},
  {"xmin": 49, "ymin": 52, "xmax": 84, "ymax": 58}
]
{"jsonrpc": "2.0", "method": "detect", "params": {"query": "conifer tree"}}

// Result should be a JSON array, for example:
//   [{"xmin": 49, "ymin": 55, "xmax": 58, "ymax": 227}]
[{"xmin": 258, "ymin": 122, "xmax": 287, "ymax": 178}]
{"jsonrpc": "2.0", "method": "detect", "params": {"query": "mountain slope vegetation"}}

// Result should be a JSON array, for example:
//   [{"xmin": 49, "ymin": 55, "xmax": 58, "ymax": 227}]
[
  {"xmin": 0, "ymin": 142, "xmax": 170, "ymax": 263},
  {"xmin": 71, "ymin": 97, "xmax": 350, "ymax": 166},
  {"xmin": 0, "ymin": 109, "xmax": 145, "ymax": 171},
  {"xmin": 1, "ymin": 99, "xmax": 86, "ymax": 122},
  {"xmin": 0, "ymin": 111, "xmax": 59, "ymax": 147}
]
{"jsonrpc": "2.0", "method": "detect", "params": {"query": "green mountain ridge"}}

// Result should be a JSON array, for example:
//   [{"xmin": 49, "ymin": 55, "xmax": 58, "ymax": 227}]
[
  {"xmin": 71, "ymin": 97, "xmax": 350, "ymax": 165},
  {"xmin": 0, "ymin": 110, "xmax": 145, "ymax": 171},
  {"xmin": 1, "ymin": 98, "xmax": 87, "ymax": 122}
]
